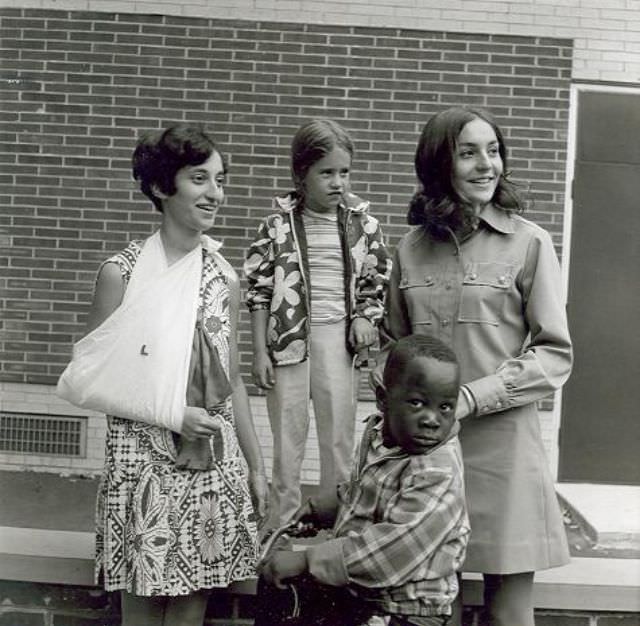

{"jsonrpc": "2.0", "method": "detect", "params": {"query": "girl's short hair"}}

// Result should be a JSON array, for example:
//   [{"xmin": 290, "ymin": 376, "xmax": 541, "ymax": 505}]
[
  {"xmin": 132, "ymin": 124, "xmax": 226, "ymax": 212},
  {"xmin": 408, "ymin": 107, "xmax": 523, "ymax": 238},
  {"xmin": 290, "ymin": 119, "xmax": 354, "ymax": 194}
]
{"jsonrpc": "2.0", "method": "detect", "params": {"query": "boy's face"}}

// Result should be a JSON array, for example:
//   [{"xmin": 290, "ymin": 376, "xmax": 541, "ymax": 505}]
[{"xmin": 381, "ymin": 355, "xmax": 459, "ymax": 454}]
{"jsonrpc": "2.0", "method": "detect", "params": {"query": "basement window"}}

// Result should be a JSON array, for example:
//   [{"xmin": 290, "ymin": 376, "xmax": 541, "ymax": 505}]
[{"xmin": 0, "ymin": 412, "xmax": 86, "ymax": 457}]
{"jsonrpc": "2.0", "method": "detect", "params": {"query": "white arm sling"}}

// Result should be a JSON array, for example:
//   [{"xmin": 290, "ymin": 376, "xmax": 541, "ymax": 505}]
[{"xmin": 56, "ymin": 231, "xmax": 202, "ymax": 433}]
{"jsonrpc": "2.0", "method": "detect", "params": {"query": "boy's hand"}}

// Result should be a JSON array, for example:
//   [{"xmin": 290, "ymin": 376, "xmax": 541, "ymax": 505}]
[
  {"xmin": 252, "ymin": 351, "xmax": 275, "ymax": 390},
  {"xmin": 261, "ymin": 550, "xmax": 308, "ymax": 588},
  {"xmin": 181, "ymin": 406, "xmax": 223, "ymax": 440},
  {"xmin": 349, "ymin": 317, "xmax": 377, "ymax": 351}
]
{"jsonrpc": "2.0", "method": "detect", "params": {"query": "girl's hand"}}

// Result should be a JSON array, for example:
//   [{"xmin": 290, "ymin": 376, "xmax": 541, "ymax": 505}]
[
  {"xmin": 181, "ymin": 406, "xmax": 223, "ymax": 440},
  {"xmin": 249, "ymin": 470, "xmax": 269, "ymax": 524},
  {"xmin": 252, "ymin": 351, "xmax": 275, "ymax": 390},
  {"xmin": 349, "ymin": 317, "xmax": 377, "ymax": 351}
]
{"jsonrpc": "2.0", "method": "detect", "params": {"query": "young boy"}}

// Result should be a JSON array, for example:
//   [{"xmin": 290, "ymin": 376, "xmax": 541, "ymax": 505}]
[{"xmin": 255, "ymin": 334, "xmax": 470, "ymax": 626}]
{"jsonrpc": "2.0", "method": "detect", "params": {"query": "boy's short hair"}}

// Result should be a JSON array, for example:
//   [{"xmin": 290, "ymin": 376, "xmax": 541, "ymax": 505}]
[{"xmin": 383, "ymin": 334, "xmax": 459, "ymax": 390}]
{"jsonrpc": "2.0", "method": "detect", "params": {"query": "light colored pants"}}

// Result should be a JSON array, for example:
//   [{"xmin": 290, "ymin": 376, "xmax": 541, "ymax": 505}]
[{"xmin": 266, "ymin": 320, "xmax": 359, "ymax": 527}]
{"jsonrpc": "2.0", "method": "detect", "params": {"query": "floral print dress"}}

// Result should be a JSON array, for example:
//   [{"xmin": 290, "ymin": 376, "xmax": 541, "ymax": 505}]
[{"xmin": 95, "ymin": 240, "xmax": 258, "ymax": 596}]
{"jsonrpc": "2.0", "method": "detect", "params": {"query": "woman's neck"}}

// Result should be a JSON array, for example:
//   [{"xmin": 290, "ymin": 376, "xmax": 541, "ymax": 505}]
[{"xmin": 159, "ymin": 225, "xmax": 201, "ymax": 265}]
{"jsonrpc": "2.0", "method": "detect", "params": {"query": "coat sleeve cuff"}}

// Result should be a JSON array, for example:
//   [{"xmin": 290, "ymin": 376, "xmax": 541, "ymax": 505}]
[
  {"xmin": 465, "ymin": 374, "xmax": 511, "ymax": 416},
  {"xmin": 306, "ymin": 538, "xmax": 349, "ymax": 586}
]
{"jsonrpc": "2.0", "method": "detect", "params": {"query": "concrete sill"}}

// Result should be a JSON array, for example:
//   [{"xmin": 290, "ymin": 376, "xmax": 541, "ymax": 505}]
[{"xmin": 0, "ymin": 527, "xmax": 638, "ymax": 612}]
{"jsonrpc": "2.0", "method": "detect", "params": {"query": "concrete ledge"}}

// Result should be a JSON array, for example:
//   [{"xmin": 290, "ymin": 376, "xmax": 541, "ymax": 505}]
[
  {"xmin": 557, "ymin": 483, "xmax": 640, "ymax": 550},
  {"xmin": 1, "ymin": 528, "xmax": 638, "ymax": 612}
]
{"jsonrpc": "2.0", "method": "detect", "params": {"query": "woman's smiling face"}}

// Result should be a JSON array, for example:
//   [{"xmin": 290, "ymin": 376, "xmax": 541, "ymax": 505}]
[
  {"xmin": 452, "ymin": 117, "xmax": 503, "ymax": 214},
  {"xmin": 158, "ymin": 151, "xmax": 226, "ymax": 233}
]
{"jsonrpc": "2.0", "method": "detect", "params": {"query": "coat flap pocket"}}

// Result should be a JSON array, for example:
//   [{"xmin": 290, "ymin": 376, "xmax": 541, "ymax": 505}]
[
  {"xmin": 399, "ymin": 265, "xmax": 440, "ymax": 289},
  {"xmin": 463, "ymin": 262, "xmax": 513, "ymax": 288}
]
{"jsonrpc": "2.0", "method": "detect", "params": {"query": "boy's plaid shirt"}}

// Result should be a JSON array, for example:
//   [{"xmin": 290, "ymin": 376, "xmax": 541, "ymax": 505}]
[{"xmin": 306, "ymin": 414, "xmax": 470, "ymax": 617}]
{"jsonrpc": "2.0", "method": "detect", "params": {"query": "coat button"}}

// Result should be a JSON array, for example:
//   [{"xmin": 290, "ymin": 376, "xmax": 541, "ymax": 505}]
[
  {"xmin": 498, "ymin": 276, "xmax": 506, "ymax": 285},
  {"xmin": 469, "ymin": 273, "xmax": 477, "ymax": 281},
  {"xmin": 442, "ymin": 319, "xmax": 449, "ymax": 326}
]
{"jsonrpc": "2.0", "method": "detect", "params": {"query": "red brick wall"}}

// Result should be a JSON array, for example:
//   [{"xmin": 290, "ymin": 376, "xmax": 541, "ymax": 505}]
[{"xmin": 1, "ymin": 8, "xmax": 573, "ymax": 387}]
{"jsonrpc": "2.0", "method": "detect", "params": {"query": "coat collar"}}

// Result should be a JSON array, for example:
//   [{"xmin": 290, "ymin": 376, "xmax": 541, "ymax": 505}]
[
  {"xmin": 273, "ymin": 190, "xmax": 370, "ymax": 215},
  {"xmin": 478, "ymin": 203, "xmax": 515, "ymax": 234},
  {"xmin": 200, "ymin": 234, "xmax": 223, "ymax": 253}
]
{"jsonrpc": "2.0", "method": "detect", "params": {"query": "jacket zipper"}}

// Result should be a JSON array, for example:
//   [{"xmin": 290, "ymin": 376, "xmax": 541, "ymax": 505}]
[{"xmin": 289, "ymin": 210, "xmax": 311, "ymax": 360}]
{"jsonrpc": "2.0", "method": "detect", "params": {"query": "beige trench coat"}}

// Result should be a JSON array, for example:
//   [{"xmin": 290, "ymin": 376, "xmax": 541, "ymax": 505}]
[{"xmin": 382, "ymin": 204, "xmax": 572, "ymax": 574}]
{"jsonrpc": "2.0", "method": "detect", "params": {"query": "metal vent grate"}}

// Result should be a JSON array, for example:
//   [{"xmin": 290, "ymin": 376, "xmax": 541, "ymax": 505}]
[{"xmin": 0, "ymin": 412, "xmax": 86, "ymax": 457}]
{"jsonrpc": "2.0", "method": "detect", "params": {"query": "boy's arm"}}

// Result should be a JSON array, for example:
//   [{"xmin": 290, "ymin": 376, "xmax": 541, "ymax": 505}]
[{"xmin": 306, "ymin": 464, "xmax": 467, "ymax": 589}]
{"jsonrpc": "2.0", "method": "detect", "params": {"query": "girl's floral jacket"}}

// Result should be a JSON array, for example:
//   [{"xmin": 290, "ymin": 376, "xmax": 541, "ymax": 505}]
[{"xmin": 243, "ymin": 191, "xmax": 392, "ymax": 366}]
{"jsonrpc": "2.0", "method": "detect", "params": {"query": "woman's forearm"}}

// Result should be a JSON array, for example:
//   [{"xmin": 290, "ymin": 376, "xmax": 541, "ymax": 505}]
[{"xmin": 232, "ymin": 377, "xmax": 265, "ymax": 475}]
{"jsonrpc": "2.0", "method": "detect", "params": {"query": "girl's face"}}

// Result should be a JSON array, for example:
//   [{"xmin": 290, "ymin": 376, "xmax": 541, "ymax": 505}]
[
  {"xmin": 302, "ymin": 146, "xmax": 351, "ymax": 213},
  {"xmin": 157, "ymin": 151, "xmax": 225, "ymax": 233},
  {"xmin": 452, "ymin": 117, "xmax": 503, "ymax": 214}
]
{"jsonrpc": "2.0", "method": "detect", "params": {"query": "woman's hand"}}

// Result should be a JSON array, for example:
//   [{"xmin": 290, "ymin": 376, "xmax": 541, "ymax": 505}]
[
  {"xmin": 249, "ymin": 470, "xmax": 269, "ymax": 525},
  {"xmin": 252, "ymin": 351, "xmax": 275, "ymax": 390},
  {"xmin": 181, "ymin": 406, "xmax": 224, "ymax": 440},
  {"xmin": 349, "ymin": 317, "xmax": 377, "ymax": 351}
]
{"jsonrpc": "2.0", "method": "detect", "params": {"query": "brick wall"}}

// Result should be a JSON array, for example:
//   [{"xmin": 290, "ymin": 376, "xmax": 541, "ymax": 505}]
[
  {"xmin": 2, "ymin": 0, "xmax": 638, "ymax": 84},
  {"xmin": 1, "ymin": 8, "xmax": 572, "ymax": 390}
]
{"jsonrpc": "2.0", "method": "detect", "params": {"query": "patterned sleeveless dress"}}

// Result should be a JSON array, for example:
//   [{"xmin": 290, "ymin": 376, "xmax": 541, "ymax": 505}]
[{"xmin": 94, "ymin": 239, "xmax": 259, "ymax": 596}]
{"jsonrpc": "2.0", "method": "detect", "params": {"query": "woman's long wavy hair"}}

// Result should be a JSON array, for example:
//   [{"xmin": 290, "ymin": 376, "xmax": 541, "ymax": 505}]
[{"xmin": 408, "ymin": 107, "xmax": 524, "ymax": 239}]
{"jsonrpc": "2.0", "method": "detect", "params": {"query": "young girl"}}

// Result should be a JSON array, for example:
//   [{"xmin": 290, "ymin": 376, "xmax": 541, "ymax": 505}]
[
  {"xmin": 380, "ymin": 107, "xmax": 572, "ymax": 626},
  {"xmin": 87, "ymin": 125, "xmax": 268, "ymax": 625},
  {"xmin": 244, "ymin": 119, "xmax": 391, "ymax": 528}
]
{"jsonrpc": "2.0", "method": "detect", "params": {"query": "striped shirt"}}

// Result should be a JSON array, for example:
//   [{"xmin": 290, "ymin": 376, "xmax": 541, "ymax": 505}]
[{"xmin": 303, "ymin": 207, "xmax": 346, "ymax": 325}]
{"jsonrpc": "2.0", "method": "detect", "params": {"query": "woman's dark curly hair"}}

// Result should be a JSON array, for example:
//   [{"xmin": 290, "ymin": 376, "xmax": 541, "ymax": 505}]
[
  {"xmin": 408, "ymin": 107, "xmax": 524, "ymax": 239},
  {"xmin": 132, "ymin": 124, "xmax": 227, "ymax": 212}
]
